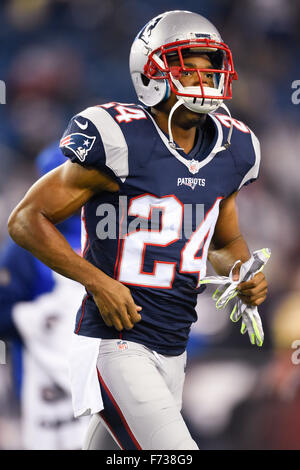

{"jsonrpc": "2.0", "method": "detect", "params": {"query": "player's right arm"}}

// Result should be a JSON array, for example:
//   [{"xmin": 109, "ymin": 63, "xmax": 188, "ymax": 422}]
[{"xmin": 7, "ymin": 160, "xmax": 141, "ymax": 331}]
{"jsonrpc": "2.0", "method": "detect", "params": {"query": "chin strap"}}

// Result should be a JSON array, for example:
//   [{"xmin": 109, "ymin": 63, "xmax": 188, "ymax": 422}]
[
  {"xmin": 167, "ymin": 100, "xmax": 234, "ymax": 154},
  {"xmin": 212, "ymin": 102, "xmax": 234, "ymax": 153},
  {"xmin": 167, "ymin": 98, "xmax": 185, "ymax": 150}
]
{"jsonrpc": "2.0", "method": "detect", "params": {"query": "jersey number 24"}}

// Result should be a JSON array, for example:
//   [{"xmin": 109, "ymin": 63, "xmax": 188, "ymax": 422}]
[{"xmin": 116, "ymin": 194, "xmax": 222, "ymax": 289}]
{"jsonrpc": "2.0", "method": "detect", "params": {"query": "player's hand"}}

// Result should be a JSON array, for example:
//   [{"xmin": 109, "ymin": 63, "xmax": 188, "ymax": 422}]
[
  {"xmin": 232, "ymin": 263, "xmax": 268, "ymax": 307},
  {"xmin": 90, "ymin": 275, "xmax": 142, "ymax": 331}
]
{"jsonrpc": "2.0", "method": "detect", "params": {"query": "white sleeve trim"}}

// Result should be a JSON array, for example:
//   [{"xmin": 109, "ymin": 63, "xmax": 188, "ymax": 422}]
[
  {"xmin": 78, "ymin": 106, "xmax": 129, "ymax": 182},
  {"xmin": 238, "ymin": 130, "xmax": 261, "ymax": 190}
]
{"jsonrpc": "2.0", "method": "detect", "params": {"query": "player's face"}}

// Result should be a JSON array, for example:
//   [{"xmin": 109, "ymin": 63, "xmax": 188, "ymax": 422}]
[
  {"xmin": 168, "ymin": 53, "xmax": 215, "ymax": 89},
  {"xmin": 154, "ymin": 53, "xmax": 215, "ymax": 129}
]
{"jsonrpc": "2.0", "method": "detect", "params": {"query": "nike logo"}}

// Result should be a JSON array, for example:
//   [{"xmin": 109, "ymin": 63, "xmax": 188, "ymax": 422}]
[{"xmin": 74, "ymin": 119, "xmax": 88, "ymax": 130}]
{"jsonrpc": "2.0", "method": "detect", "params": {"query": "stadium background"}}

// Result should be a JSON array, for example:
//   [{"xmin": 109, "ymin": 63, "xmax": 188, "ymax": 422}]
[{"xmin": 0, "ymin": 0, "xmax": 299, "ymax": 449}]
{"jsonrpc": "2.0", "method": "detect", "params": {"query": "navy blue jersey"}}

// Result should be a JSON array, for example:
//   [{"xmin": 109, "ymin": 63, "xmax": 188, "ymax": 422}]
[{"xmin": 60, "ymin": 102, "xmax": 260, "ymax": 355}]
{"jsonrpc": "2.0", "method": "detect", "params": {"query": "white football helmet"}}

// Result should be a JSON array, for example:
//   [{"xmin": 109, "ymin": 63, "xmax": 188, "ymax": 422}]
[{"xmin": 130, "ymin": 10, "xmax": 237, "ymax": 115}]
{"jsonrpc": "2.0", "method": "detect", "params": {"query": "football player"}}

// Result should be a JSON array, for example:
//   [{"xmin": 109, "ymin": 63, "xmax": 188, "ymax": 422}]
[{"xmin": 8, "ymin": 11, "xmax": 268, "ymax": 450}]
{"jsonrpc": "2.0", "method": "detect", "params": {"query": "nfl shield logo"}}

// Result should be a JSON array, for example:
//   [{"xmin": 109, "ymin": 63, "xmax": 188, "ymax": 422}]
[
  {"xmin": 117, "ymin": 340, "xmax": 128, "ymax": 351},
  {"xmin": 60, "ymin": 133, "xmax": 96, "ymax": 162},
  {"xmin": 188, "ymin": 159, "xmax": 200, "ymax": 174}
]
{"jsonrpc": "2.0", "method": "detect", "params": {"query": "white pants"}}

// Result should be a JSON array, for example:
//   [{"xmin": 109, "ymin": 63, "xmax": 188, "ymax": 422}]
[{"xmin": 84, "ymin": 339, "xmax": 198, "ymax": 450}]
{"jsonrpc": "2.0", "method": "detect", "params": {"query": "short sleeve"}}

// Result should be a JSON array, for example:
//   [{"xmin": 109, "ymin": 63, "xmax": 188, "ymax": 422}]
[{"xmin": 59, "ymin": 106, "xmax": 129, "ymax": 182}]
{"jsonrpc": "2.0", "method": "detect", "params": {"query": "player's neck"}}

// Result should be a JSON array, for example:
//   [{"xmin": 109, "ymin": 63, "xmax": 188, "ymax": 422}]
[
  {"xmin": 150, "ymin": 106, "xmax": 206, "ymax": 155},
  {"xmin": 169, "ymin": 125, "xmax": 198, "ymax": 154}
]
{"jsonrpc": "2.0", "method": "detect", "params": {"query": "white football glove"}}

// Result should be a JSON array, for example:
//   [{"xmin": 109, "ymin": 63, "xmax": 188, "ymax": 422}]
[{"xmin": 199, "ymin": 248, "xmax": 271, "ymax": 347}]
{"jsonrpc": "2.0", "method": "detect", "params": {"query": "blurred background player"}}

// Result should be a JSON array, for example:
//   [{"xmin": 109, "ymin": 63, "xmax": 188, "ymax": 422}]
[{"xmin": 0, "ymin": 143, "xmax": 91, "ymax": 449}]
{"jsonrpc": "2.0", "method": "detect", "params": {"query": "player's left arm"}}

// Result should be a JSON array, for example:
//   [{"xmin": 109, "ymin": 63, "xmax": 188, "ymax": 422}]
[{"xmin": 208, "ymin": 191, "xmax": 268, "ymax": 307}]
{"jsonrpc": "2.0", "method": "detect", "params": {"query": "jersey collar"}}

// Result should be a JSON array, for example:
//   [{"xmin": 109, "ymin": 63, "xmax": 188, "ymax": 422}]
[{"xmin": 143, "ymin": 108, "xmax": 223, "ymax": 175}]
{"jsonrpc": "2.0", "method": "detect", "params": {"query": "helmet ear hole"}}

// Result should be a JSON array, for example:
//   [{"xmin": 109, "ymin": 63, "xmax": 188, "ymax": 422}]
[
  {"xmin": 162, "ymin": 79, "xmax": 171, "ymax": 102},
  {"xmin": 141, "ymin": 74, "xmax": 150, "ymax": 86}
]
